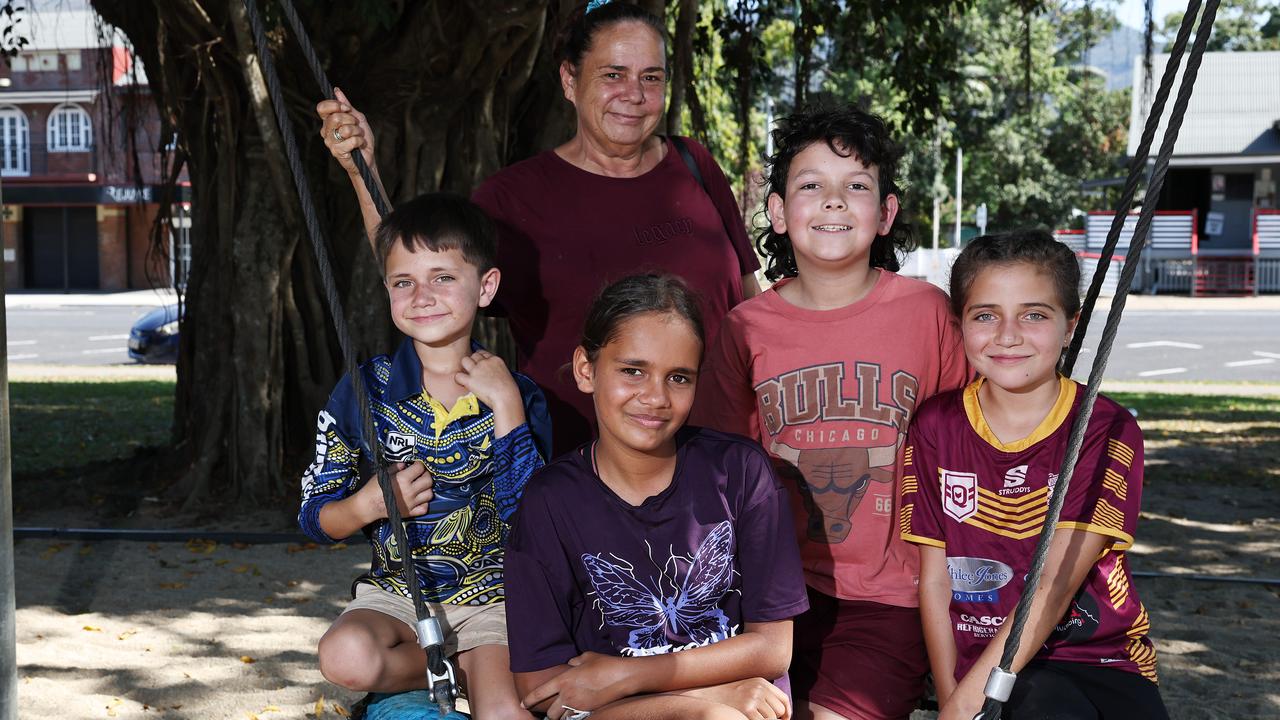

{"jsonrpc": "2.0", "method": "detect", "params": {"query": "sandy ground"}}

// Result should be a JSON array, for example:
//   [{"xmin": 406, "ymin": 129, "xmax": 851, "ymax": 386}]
[{"xmin": 14, "ymin": 482, "xmax": 1279, "ymax": 720}]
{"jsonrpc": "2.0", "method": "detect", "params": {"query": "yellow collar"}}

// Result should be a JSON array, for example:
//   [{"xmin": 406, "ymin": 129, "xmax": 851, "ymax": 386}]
[
  {"xmin": 963, "ymin": 375, "xmax": 1076, "ymax": 452},
  {"xmin": 420, "ymin": 391, "xmax": 481, "ymax": 439}
]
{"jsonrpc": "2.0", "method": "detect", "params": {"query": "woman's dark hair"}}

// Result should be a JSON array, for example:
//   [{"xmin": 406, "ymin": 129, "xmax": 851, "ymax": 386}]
[
  {"xmin": 373, "ymin": 192, "xmax": 497, "ymax": 274},
  {"xmin": 580, "ymin": 273, "xmax": 705, "ymax": 361},
  {"xmin": 949, "ymin": 229, "xmax": 1082, "ymax": 319},
  {"xmin": 557, "ymin": 1, "xmax": 667, "ymax": 70},
  {"xmin": 757, "ymin": 105, "xmax": 912, "ymax": 280}
]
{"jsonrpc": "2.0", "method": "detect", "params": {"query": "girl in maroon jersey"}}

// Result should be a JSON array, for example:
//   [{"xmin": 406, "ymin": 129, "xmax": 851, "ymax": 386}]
[{"xmin": 901, "ymin": 231, "xmax": 1168, "ymax": 720}]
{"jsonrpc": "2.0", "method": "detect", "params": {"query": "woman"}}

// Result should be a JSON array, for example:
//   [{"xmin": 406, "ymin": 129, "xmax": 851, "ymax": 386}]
[{"xmin": 318, "ymin": 1, "xmax": 759, "ymax": 454}]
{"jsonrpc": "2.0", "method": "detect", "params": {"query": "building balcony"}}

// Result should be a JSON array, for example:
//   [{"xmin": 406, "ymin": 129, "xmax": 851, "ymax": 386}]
[{"xmin": 1, "ymin": 141, "xmax": 100, "ymax": 180}]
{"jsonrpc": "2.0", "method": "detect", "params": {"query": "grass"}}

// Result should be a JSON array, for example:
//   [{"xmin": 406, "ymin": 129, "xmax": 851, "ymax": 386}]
[
  {"xmin": 4, "ymin": 380, "xmax": 1274, "ymax": 487},
  {"xmin": 1109, "ymin": 392, "xmax": 1280, "ymax": 486},
  {"xmin": 8, "ymin": 378, "xmax": 175, "ymax": 477}
]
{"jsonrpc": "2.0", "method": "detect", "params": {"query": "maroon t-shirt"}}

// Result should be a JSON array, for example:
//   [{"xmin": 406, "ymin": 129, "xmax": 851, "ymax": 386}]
[
  {"xmin": 472, "ymin": 138, "xmax": 759, "ymax": 453},
  {"xmin": 901, "ymin": 378, "xmax": 1158, "ymax": 684}
]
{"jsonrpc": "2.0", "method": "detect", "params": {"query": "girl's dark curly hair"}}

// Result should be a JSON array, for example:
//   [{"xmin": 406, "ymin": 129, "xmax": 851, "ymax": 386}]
[{"xmin": 758, "ymin": 105, "xmax": 913, "ymax": 280}]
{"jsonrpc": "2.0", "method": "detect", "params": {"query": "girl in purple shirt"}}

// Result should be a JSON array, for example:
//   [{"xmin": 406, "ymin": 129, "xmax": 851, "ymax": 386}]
[{"xmin": 503, "ymin": 274, "xmax": 809, "ymax": 720}]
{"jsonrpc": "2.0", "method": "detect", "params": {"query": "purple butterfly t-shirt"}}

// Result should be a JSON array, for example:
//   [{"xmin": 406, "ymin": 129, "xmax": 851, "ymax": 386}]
[{"xmin": 504, "ymin": 427, "xmax": 809, "ymax": 672}]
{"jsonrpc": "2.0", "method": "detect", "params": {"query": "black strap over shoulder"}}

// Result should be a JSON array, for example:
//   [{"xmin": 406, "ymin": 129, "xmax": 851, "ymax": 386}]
[{"xmin": 668, "ymin": 135, "xmax": 706, "ymax": 191}]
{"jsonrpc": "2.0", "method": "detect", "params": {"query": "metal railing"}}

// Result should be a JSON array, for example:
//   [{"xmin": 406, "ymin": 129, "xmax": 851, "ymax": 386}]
[{"xmin": 0, "ymin": 141, "xmax": 98, "ymax": 178}]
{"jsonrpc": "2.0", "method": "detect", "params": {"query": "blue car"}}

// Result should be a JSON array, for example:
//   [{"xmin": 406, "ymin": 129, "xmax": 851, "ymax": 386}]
[{"xmin": 128, "ymin": 304, "xmax": 181, "ymax": 364}]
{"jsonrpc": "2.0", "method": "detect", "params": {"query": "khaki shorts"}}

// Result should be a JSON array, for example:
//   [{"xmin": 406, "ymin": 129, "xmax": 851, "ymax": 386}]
[{"xmin": 342, "ymin": 583, "xmax": 508, "ymax": 655}]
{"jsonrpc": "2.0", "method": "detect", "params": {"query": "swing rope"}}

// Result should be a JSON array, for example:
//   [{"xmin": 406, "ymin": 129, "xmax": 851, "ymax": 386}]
[
  {"xmin": 973, "ymin": 1, "xmax": 1220, "ymax": 717},
  {"xmin": 1062, "ymin": 0, "xmax": 1205, "ymax": 376},
  {"xmin": 240, "ymin": 0, "xmax": 458, "ymax": 713}
]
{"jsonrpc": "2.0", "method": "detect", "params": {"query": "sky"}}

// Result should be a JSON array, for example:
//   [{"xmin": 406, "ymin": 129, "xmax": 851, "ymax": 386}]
[{"xmin": 1115, "ymin": 0, "xmax": 1193, "ymax": 31}]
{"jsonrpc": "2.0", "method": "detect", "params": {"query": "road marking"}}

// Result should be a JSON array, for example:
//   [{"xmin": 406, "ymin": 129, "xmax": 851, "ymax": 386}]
[
  {"xmin": 1126, "ymin": 341, "xmax": 1203, "ymax": 350},
  {"xmin": 1254, "ymin": 351, "xmax": 1280, "ymax": 360},
  {"xmin": 7, "ymin": 339, "xmax": 36, "ymax": 346},
  {"xmin": 88, "ymin": 334, "xmax": 129, "ymax": 341},
  {"xmin": 9, "ymin": 353, "xmax": 38, "ymax": 360},
  {"xmin": 1137, "ymin": 367, "xmax": 1187, "ymax": 377},
  {"xmin": 1225, "ymin": 358, "xmax": 1276, "ymax": 368},
  {"xmin": 81, "ymin": 348, "xmax": 124, "ymax": 355}
]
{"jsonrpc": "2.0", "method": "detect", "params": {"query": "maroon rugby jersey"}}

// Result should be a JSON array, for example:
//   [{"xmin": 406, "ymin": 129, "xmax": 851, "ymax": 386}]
[{"xmin": 901, "ymin": 376, "xmax": 1157, "ymax": 683}]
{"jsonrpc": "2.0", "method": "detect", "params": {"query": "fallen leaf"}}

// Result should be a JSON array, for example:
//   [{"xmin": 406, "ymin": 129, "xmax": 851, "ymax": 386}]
[
  {"xmin": 83, "ymin": 626, "xmax": 102, "ymax": 632},
  {"xmin": 186, "ymin": 538, "xmax": 218, "ymax": 554},
  {"xmin": 232, "ymin": 542, "xmax": 250, "ymax": 550},
  {"xmin": 214, "ymin": 559, "xmax": 230, "ymax": 566},
  {"xmin": 78, "ymin": 545, "xmax": 94, "ymax": 556},
  {"xmin": 247, "ymin": 714, "xmax": 259, "ymax": 720},
  {"xmin": 117, "ymin": 630, "xmax": 138, "ymax": 641},
  {"xmin": 232, "ymin": 565, "xmax": 252, "ymax": 574},
  {"xmin": 332, "ymin": 704, "xmax": 350, "ymax": 718},
  {"xmin": 314, "ymin": 696, "xmax": 325, "ymax": 717},
  {"xmin": 261, "ymin": 706, "xmax": 281, "ymax": 713},
  {"xmin": 240, "ymin": 655, "xmax": 256, "ymax": 664},
  {"xmin": 147, "ymin": 544, "xmax": 160, "ymax": 552},
  {"xmin": 328, "ymin": 543, "xmax": 348, "ymax": 551},
  {"xmin": 287, "ymin": 543, "xmax": 319, "ymax": 554},
  {"xmin": 292, "ymin": 597, "xmax": 311, "ymax": 605},
  {"xmin": 158, "ymin": 582, "xmax": 186, "ymax": 590}
]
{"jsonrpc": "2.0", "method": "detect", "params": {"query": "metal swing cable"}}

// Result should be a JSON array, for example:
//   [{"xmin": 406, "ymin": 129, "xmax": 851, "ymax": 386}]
[
  {"xmin": 273, "ymin": 0, "xmax": 392, "ymax": 220},
  {"xmin": 972, "ymin": 1, "xmax": 1220, "ymax": 718},
  {"xmin": 240, "ymin": 0, "xmax": 457, "ymax": 712},
  {"xmin": 1062, "ymin": 0, "xmax": 1203, "ymax": 377}
]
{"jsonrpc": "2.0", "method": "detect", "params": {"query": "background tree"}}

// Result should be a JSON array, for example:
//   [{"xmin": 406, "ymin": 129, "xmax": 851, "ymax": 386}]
[{"xmin": 85, "ymin": 0, "xmax": 1133, "ymax": 513}]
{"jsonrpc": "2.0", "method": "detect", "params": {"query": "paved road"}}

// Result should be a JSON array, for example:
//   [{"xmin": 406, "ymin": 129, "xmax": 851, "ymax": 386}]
[
  {"xmin": 5, "ymin": 305, "xmax": 156, "ymax": 366},
  {"xmin": 5, "ymin": 300, "xmax": 1280, "ymax": 381},
  {"xmin": 1072, "ymin": 308, "xmax": 1280, "ymax": 382}
]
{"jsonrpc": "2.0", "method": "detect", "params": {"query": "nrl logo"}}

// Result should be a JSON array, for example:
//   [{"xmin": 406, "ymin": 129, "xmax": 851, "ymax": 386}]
[
  {"xmin": 383, "ymin": 432, "xmax": 417, "ymax": 463},
  {"xmin": 941, "ymin": 469, "xmax": 978, "ymax": 523}
]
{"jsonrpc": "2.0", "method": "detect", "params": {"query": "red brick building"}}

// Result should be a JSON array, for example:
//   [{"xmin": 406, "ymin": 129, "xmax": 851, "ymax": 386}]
[{"xmin": 1, "ymin": 3, "xmax": 187, "ymax": 291}]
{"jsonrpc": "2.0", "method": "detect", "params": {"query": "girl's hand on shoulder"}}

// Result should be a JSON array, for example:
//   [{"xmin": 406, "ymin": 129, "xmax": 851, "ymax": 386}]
[
  {"xmin": 456, "ymin": 350, "xmax": 524, "ymax": 436},
  {"xmin": 677, "ymin": 678, "xmax": 790, "ymax": 719},
  {"xmin": 316, "ymin": 87, "xmax": 375, "ymax": 176},
  {"xmin": 521, "ymin": 652, "xmax": 633, "ymax": 718}
]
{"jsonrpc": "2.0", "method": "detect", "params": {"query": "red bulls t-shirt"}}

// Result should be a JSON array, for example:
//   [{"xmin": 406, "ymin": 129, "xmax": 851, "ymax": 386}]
[
  {"xmin": 473, "ymin": 138, "xmax": 759, "ymax": 455},
  {"xmin": 692, "ymin": 272, "xmax": 969, "ymax": 607},
  {"xmin": 901, "ymin": 377, "xmax": 1158, "ymax": 682}
]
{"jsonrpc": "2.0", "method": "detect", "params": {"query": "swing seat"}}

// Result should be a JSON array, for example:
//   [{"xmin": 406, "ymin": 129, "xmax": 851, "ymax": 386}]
[{"xmin": 357, "ymin": 692, "xmax": 470, "ymax": 720}]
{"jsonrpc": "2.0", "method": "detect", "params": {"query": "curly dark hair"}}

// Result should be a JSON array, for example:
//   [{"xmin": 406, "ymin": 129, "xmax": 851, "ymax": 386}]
[
  {"xmin": 949, "ymin": 229, "xmax": 1082, "ymax": 319},
  {"xmin": 758, "ymin": 105, "xmax": 912, "ymax": 280}
]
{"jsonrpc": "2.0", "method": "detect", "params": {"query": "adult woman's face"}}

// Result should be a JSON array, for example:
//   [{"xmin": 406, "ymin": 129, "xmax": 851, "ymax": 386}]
[{"xmin": 560, "ymin": 21, "xmax": 667, "ymax": 152}]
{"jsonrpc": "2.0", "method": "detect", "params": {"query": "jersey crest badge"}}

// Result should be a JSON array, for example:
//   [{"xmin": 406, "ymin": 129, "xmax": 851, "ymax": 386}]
[
  {"xmin": 941, "ymin": 469, "xmax": 978, "ymax": 522},
  {"xmin": 383, "ymin": 431, "xmax": 417, "ymax": 463}
]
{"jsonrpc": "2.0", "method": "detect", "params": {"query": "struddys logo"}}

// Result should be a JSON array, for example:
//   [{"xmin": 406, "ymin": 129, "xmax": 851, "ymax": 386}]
[
  {"xmin": 1051, "ymin": 591, "xmax": 1101, "ymax": 643},
  {"xmin": 941, "ymin": 469, "xmax": 978, "ymax": 523},
  {"xmin": 948, "ymin": 557, "xmax": 1014, "ymax": 603},
  {"xmin": 382, "ymin": 432, "xmax": 417, "ymax": 463}
]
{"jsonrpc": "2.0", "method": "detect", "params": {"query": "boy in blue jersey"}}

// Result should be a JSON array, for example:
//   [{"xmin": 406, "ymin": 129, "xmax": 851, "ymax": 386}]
[{"xmin": 299, "ymin": 193, "xmax": 550, "ymax": 718}]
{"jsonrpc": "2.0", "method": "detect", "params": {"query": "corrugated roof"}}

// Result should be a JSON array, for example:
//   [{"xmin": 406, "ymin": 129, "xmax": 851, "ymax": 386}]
[{"xmin": 1128, "ymin": 51, "xmax": 1280, "ymax": 159}]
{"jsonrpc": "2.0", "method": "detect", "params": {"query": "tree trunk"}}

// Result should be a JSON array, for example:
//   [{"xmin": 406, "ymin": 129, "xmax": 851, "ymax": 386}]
[
  {"xmin": 666, "ymin": 0, "xmax": 696, "ymax": 135},
  {"xmin": 90, "ymin": 0, "xmax": 574, "ymax": 512}
]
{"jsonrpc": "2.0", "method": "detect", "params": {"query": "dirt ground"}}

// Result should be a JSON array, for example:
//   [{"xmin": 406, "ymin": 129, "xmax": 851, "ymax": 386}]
[{"xmin": 10, "ymin": 372, "xmax": 1280, "ymax": 719}]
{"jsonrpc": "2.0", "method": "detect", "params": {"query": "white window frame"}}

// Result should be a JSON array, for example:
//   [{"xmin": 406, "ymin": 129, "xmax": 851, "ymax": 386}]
[
  {"xmin": 47, "ymin": 102, "xmax": 93, "ymax": 152},
  {"xmin": 0, "ymin": 105, "xmax": 30, "ymax": 177}
]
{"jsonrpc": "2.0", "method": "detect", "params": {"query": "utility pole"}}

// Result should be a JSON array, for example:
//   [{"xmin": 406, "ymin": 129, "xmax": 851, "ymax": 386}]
[
  {"xmin": 954, "ymin": 146, "xmax": 964, "ymax": 247},
  {"xmin": 1, "ymin": 166, "xmax": 16, "ymax": 720}
]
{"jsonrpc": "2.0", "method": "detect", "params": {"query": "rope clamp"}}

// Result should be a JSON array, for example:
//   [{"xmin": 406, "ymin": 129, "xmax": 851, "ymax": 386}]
[
  {"xmin": 416, "ymin": 617, "xmax": 445, "ymax": 649},
  {"xmin": 983, "ymin": 665, "xmax": 1017, "ymax": 703}
]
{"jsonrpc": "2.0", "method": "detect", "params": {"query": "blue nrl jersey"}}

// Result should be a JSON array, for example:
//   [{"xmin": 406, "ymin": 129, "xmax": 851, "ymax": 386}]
[{"xmin": 299, "ymin": 338, "xmax": 551, "ymax": 605}]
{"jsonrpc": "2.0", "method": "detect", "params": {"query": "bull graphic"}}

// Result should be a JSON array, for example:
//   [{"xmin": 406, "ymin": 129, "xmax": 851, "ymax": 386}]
[{"xmin": 770, "ymin": 440, "xmax": 897, "ymax": 543}]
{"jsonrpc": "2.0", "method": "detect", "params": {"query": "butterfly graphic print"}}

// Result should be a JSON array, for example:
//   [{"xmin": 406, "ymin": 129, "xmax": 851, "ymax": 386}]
[{"xmin": 580, "ymin": 521, "xmax": 738, "ymax": 652}]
